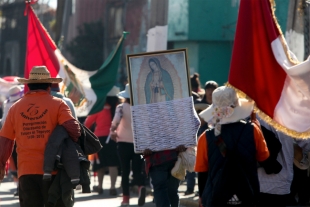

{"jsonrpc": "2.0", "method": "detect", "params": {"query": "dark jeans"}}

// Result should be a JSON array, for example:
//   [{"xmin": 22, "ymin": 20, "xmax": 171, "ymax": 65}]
[
  {"xmin": 19, "ymin": 174, "xmax": 67, "ymax": 207},
  {"xmin": 117, "ymin": 142, "xmax": 145, "ymax": 196},
  {"xmin": 149, "ymin": 161, "xmax": 180, "ymax": 207},
  {"xmin": 186, "ymin": 171, "xmax": 196, "ymax": 191}
]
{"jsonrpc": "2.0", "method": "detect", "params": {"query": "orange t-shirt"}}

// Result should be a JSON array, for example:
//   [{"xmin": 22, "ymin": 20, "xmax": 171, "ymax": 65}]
[
  {"xmin": 194, "ymin": 123, "xmax": 270, "ymax": 172},
  {"xmin": 0, "ymin": 91, "xmax": 75, "ymax": 178}
]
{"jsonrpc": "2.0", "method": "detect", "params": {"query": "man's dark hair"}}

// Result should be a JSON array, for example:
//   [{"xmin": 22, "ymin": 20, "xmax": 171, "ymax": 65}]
[
  {"xmin": 27, "ymin": 83, "xmax": 52, "ymax": 91},
  {"xmin": 204, "ymin": 81, "xmax": 218, "ymax": 90}
]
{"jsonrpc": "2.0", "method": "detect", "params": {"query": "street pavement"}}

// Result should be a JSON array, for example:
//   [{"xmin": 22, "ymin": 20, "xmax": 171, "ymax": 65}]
[{"xmin": 0, "ymin": 174, "xmax": 198, "ymax": 207}]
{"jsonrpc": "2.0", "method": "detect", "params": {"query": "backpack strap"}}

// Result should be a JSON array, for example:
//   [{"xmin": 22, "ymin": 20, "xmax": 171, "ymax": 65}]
[
  {"xmin": 214, "ymin": 136, "xmax": 227, "ymax": 157},
  {"xmin": 214, "ymin": 121, "xmax": 249, "ymax": 157}
]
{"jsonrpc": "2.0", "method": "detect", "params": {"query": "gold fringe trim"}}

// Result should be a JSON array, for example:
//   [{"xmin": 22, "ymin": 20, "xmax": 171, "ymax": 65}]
[
  {"xmin": 269, "ymin": 0, "xmax": 299, "ymax": 65},
  {"xmin": 226, "ymin": 83, "xmax": 310, "ymax": 139}
]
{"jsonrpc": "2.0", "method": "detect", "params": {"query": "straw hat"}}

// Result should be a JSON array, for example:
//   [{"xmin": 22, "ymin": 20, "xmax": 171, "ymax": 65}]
[
  {"xmin": 107, "ymin": 86, "xmax": 120, "ymax": 97},
  {"xmin": 199, "ymin": 86, "xmax": 254, "ymax": 124},
  {"xmin": 8, "ymin": 85, "xmax": 23, "ymax": 102},
  {"xmin": 18, "ymin": 66, "xmax": 62, "ymax": 84},
  {"xmin": 117, "ymin": 84, "xmax": 130, "ymax": 99}
]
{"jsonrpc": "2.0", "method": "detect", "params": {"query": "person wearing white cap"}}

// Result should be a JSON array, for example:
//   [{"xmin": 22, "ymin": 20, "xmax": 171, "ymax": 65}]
[
  {"xmin": 84, "ymin": 86, "xmax": 120, "ymax": 196},
  {"xmin": 0, "ymin": 66, "xmax": 81, "ymax": 206},
  {"xmin": 110, "ymin": 84, "xmax": 146, "ymax": 206},
  {"xmin": 195, "ymin": 86, "xmax": 269, "ymax": 206}
]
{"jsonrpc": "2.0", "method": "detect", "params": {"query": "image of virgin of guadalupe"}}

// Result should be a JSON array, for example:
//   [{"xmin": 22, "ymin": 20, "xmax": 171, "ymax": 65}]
[{"xmin": 144, "ymin": 57, "xmax": 174, "ymax": 104}]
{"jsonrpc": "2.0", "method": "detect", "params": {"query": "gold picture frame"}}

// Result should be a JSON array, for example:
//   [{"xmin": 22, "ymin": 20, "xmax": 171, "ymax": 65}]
[{"xmin": 126, "ymin": 48, "xmax": 191, "ymax": 105}]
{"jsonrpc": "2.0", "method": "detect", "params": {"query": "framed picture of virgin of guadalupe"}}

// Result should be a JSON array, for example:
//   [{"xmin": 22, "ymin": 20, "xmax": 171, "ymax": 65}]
[
  {"xmin": 126, "ymin": 49, "xmax": 198, "ymax": 153},
  {"xmin": 126, "ymin": 48, "xmax": 191, "ymax": 106}
]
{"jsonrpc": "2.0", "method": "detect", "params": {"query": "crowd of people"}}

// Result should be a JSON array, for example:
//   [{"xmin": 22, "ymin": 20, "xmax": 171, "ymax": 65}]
[{"xmin": 0, "ymin": 66, "xmax": 310, "ymax": 207}]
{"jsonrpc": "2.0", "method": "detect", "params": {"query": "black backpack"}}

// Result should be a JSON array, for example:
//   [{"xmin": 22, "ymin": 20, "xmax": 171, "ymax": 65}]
[{"xmin": 210, "ymin": 135, "xmax": 257, "ymax": 206}]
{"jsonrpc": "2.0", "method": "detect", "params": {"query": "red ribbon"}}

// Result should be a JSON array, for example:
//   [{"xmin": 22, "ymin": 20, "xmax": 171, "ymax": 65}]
[{"xmin": 24, "ymin": 0, "xmax": 38, "ymax": 16}]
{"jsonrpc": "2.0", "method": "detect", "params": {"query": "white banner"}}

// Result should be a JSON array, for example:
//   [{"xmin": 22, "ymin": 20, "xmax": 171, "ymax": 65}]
[{"xmin": 146, "ymin": 25, "xmax": 168, "ymax": 52}]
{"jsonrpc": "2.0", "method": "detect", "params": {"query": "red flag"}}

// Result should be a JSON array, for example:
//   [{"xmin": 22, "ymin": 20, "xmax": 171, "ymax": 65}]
[
  {"xmin": 24, "ymin": 5, "xmax": 127, "ymax": 117},
  {"xmin": 228, "ymin": 0, "xmax": 310, "ymax": 137},
  {"xmin": 24, "ymin": 6, "xmax": 59, "ymax": 80}
]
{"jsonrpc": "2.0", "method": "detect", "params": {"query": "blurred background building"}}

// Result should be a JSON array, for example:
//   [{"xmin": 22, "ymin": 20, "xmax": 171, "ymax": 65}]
[
  {"xmin": 0, "ymin": 0, "xmax": 55, "ymax": 77},
  {"xmin": 0, "ymin": 0, "xmax": 307, "ymax": 87}
]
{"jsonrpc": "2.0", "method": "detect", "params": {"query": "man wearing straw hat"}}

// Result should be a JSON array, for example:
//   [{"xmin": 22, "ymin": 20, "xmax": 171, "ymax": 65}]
[{"xmin": 0, "ymin": 66, "xmax": 81, "ymax": 206}]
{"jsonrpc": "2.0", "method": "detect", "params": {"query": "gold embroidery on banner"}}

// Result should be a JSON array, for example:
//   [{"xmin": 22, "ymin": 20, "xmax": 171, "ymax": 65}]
[{"xmin": 226, "ymin": 83, "xmax": 310, "ymax": 139}]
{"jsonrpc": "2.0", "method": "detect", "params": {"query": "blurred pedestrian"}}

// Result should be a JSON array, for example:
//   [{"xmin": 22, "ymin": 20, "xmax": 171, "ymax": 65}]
[
  {"xmin": 1, "ymin": 85, "xmax": 24, "ymax": 125},
  {"xmin": 84, "ymin": 86, "xmax": 120, "ymax": 196},
  {"xmin": 197, "ymin": 80, "xmax": 218, "ymax": 135},
  {"xmin": 183, "ymin": 91, "xmax": 203, "ymax": 196},
  {"xmin": 184, "ymin": 82, "xmax": 217, "ymax": 197},
  {"xmin": 50, "ymin": 83, "xmax": 79, "ymax": 192},
  {"xmin": 257, "ymin": 117, "xmax": 310, "ymax": 207},
  {"xmin": 190, "ymin": 73, "xmax": 205, "ymax": 98},
  {"xmin": 50, "ymin": 83, "xmax": 77, "ymax": 119},
  {"xmin": 198, "ymin": 81, "xmax": 218, "ymax": 105},
  {"xmin": 110, "ymin": 84, "xmax": 146, "ymax": 206},
  {"xmin": 290, "ymin": 151, "xmax": 310, "ymax": 206},
  {"xmin": 0, "ymin": 66, "xmax": 80, "ymax": 207},
  {"xmin": 184, "ymin": 172, "xmax": 196, "ymax": 195},
  {"xmin": 143, "ymin": 145, "xmax": 186, "ymax": 207},
  {"xmin": 1, "ymin": 85, "xmax": 24, "ymax": 196},
  {"xmin": 198, "ymin": 80, "xmax": 218, "ymax": 104}
]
